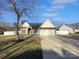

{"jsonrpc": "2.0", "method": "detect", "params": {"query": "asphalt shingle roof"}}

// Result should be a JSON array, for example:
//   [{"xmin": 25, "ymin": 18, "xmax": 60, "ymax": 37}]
[{"xmin": 65, "ymin": 23, "xmax": 79, "ymax": 29}]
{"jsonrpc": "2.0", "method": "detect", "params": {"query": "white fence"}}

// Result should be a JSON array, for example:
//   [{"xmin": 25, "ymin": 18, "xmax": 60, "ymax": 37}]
[
  {"xmin": 74, "ymin": 29, "xmax": 79, "ymax": 32},
  {"xmin": 4, "ymin": 30, "xmax": 69, "ymax": 35},
  {"xmin": 4, "ymin": 31, "xmax": 16, "ymax": 35},
  {"xmin": 56, "ymin": 31, "xmax": 69, "ymax": 35}
]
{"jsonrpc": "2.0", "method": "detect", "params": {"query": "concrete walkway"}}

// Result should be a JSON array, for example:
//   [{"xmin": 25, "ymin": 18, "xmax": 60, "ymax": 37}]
[{"xmin": 40, "ymin": 35, "xmax": 79, "ymax": 59}]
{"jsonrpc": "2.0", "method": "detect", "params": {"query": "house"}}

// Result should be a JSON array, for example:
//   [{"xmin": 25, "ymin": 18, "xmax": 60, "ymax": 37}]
[
  {"xmin": 0, "ymin": 21, "xmax": 15, "ymax": 34},
  {"xmin": 19, "ymin": 21, "xmax": 41, "ymax": 34},
  {"xmin": 19, "ymin": 21, "xmax": 32, "ymax": 34},
  {"xmin": 59, "ymin": 24, "xmax": 74, "ymax": 33},
  {"xmin": 38, "ymin": 20, "xmax": 56, "ymax": 35},
  {"xmin": 59, "ymin": 23, "xmax": 79, "ymax": 34},
  {"xmin": 71, "ymin": 23, "xmax": 79, "ymax": 33}
]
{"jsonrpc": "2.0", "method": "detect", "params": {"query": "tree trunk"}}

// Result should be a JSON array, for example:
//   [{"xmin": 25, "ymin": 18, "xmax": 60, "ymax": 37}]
[{"xmin": 16, "ymin": 18, "xmax": 20, "ymax": 40}]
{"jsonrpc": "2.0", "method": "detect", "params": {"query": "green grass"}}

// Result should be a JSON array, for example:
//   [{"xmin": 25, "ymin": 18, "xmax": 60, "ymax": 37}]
[{"xmin": 0, "ymin": 35, "xmax": 42, "ymax": 59}]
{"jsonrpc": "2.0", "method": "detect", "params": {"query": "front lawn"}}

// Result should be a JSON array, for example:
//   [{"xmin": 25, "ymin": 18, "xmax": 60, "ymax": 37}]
[{"xmin": 0, "ymin": 35, "xmax": 42, "ymax": 59}]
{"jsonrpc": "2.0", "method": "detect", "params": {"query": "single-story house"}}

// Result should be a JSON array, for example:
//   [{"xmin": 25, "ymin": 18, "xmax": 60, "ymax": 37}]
[
  {"xmin": 0, "ymin": 22, "xmax": 15, "ymax": 34},
  {"xmin": 0, "ymin": 26, "xmax": 6, "ymax": 34},
  {"xmin": 59, "ymin": 23, "xmax": 79, "ymax": 34},
  {"xmin": 19, "ymin": 21, "xmax": 41, "ymax": 34},
  {"xmin": 19, "ymin": 21, "xmax": 32, "ymax": 34},
  {"xmin": 38, "ymin": 20, "xmax": 56, "ymax": 35},
  {"xmin": 71, "ymin": 23, "xmax": 79, "ymax": 33}
]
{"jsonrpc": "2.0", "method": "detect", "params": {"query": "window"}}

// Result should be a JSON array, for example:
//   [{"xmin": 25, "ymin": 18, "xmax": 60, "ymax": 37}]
[{"xmin": 21, "ymin": 30, "xmax": 26, "ymax": 33}]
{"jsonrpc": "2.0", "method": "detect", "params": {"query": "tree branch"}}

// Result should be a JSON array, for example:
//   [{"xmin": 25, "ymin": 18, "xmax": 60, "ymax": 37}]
[{"xmin": 10, "ymin": 0, "xmax": 20, "ymax": 18}]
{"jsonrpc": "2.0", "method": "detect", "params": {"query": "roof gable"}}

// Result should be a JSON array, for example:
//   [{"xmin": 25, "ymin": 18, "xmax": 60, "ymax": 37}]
[
  {"xmin": 60, "ymin": 24, "xmax": 74, "ymax": 29},
  {"xmin": 29, "ymin": 23, "xmax": 41, "ymax": 29},
  {"xmin": 64, "ymin": 24, "xmax": 75, "ymax": 29},
  {"xmin": 40, "ymin": 20, "xmax": 55, "ymax": 28},
  {"xmin": 60, "ymin": 24, "xmax": 79, "ymax": 29},
  {"xmin": 21, "ymin": 21, "xmax": 31, "ymax": 28},
  {"xmin": 70, "ymin": 23, "xmax": 79, "ymax": 29}
]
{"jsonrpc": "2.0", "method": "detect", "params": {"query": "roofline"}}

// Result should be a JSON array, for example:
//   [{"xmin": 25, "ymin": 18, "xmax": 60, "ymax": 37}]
[
  {"xmin": 39, "ymin": 27, "xmax": 57, "ymax": 29},
  {"xmin": 40, "ymin": 20, "xmax": 56, "ymax": 27}
]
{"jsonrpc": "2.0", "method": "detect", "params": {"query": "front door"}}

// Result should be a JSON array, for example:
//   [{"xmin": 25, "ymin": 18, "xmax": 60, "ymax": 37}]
[{"xmin": 28, "ymin": 28, "xmax": 31, "ymax": 34}]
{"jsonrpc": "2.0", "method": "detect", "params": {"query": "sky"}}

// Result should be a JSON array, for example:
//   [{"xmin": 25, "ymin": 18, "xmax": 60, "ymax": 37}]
[{"xmin": 0, "ymin": 0, "xmax": 79, "ymax": 25}]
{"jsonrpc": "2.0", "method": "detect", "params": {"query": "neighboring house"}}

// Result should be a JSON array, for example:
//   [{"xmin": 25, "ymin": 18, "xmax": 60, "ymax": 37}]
[
  {"xmin": 19, "ymin": 21, "xmax": 32, "ymax": 34},
  {"xmin": 70, "ymin": 23, "xmax": 79, "ymax": 33},
  {"xmin": 38, "ymin": 20, "xmax": 56, "ymax": 35},
  {"xmin": 59, "ymin": 24, "xmax": 74, "ymax": 33},
  {"xmin": 0, "ymin": 22, "xmax": 15, "ymax": 34},
  {"xmin": 0, "ymin": 27, "xmax": 6, "ymax": 34},
  {"xmin": 0, "ymin": 29, "xmax": 4, "ymax": 34},
  {"xmin": 59, "ymin": 23, "xmax": 79, "ymax": 33}
]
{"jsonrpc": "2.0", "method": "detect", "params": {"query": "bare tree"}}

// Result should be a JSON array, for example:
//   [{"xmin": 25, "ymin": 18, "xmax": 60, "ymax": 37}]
[
  {"xmin": 0, "ymin": 0, "xmax": 40, "ymax": 40},
  {"xmin": 9, "ymin": 0, "xmax": 39, "ymax": 40}
]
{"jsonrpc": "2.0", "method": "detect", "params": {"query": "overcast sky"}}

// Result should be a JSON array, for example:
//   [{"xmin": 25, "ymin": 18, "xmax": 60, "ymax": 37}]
[{"xmin": 0, "ymin": 0, "xmax": 79, "ymax": 25}]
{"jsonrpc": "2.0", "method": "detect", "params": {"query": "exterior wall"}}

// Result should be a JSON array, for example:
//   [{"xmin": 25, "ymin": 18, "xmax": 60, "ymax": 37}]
[
  {"xmin": 20, "ymin": 28, "xmax": 33, "ymax": 34},
  {"xmin": 20, "ymin": 22, "xmax": 32, "ymax": 34},
  {"xmin": 59, "ymin": 25, "xmax": 74, "ymax": 33},
  {"xmin": 4, "ymin": 31, "xmax": 16, "ymax": 35},
  {"xmin": 19, "ymin": 28, "xmax": 28, "ymax": 34},
  {"xmin": 38, "ymin": 29, "xmax": 56, "ymax": 35},
  {"xmin": 56, "ymin": 30, "xmax": 69, "ymax": 35}
]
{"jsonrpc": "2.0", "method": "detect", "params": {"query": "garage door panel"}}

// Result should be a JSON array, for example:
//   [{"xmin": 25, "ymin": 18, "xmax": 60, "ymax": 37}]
[{"xmin": 39, "ymin": 29, "xmax": 55, "ymax": 35}]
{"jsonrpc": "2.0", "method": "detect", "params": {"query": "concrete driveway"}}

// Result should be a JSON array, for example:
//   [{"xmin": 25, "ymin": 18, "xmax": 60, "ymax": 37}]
[{"xmin": 40, "ymin": 35, "xmax": 79, "ymax": 59}]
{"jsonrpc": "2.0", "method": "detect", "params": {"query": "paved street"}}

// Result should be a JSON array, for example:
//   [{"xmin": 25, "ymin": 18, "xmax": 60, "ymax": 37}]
[{"xmin": 40, "ymin": 35, "xmax": 79, "ymax": 59}]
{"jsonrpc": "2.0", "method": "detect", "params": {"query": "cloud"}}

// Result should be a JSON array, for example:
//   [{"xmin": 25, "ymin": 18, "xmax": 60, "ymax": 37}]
[
  {"xmin": 53, "ymin": 17, "xmax": 63, "ymax": 21},
  {"xmin": 52, "ymin": 17, "xmax": 66, "ymax": 24},
  {"xmin": 48, "ymin": 5, "xmax": 64, "ymax": 11},
  {"xmin": 42, "ymin": 0, "xmax": 79, "ymax": 20},
  {"xmin": 46, "ymin": 0, "xmax": 79, "ymax": 14},
  {"xmin": 52, "ymin": 5, "xmax": 64, "ymax": 8},
  {"xmin": 43, "ymin": 12, "xmax": 57, "ymax": 17},
  {"xmin": 35, "ymin": 5, "xmax": 46, "ymax": 9},
  {"xmin": 46, "ymin": 5, "xmax": 64, "ymax": 14},
  {"xmin": 48, "ymin": 0, "xmax": 79, "ymax": 10},
  {"xmin": 52, "ymin": 0, "xmax": 78, "ymax": 5}
]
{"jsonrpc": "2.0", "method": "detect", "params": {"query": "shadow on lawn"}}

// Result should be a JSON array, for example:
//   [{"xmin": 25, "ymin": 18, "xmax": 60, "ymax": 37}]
[
  {"xmin": 61, "ymin": 49, "xmax": 79, "ymax": 59},
  {"xmin": 9, "ymin": 49, "xmax": 79, "ymax": 59},
  {"xmin": 9, "ymin": 49, "xmax": 43, "ymax": 59},
  {"xmin": 0, "ymin": 39, "xmax": 24, "ymax": 52},
  {"xmin": 0, "ymin": 34, "xmax": 38, "ymax": 52}
]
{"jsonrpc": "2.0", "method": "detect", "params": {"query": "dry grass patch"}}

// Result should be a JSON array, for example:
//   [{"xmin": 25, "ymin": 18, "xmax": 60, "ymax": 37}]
[
  {"xmin": 0, "ymin": 35, "xmax": 16, "ymax": 41},
  {"xmin": 0, "ymin": 35, "xmax": 42, "ymax": 59},
  {"xmin": 61, "ymin": 34, "xmax": 79, "ymax": 40}
]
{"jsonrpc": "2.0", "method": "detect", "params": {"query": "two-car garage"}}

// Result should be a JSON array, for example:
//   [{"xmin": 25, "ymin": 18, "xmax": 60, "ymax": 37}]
[
  {"xmin": 38, "ymin": 20, "xmax": 56, "ymax": 36},
  {"xmin": 39, "ymin": 29, "xmax": 56, "ymax": 35}
]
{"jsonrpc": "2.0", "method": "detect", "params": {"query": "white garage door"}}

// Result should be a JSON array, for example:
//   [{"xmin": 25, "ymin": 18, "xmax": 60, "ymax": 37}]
[{"xmin": 39, "ymin": 29, "xmax": 55, "ymax": 35}]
